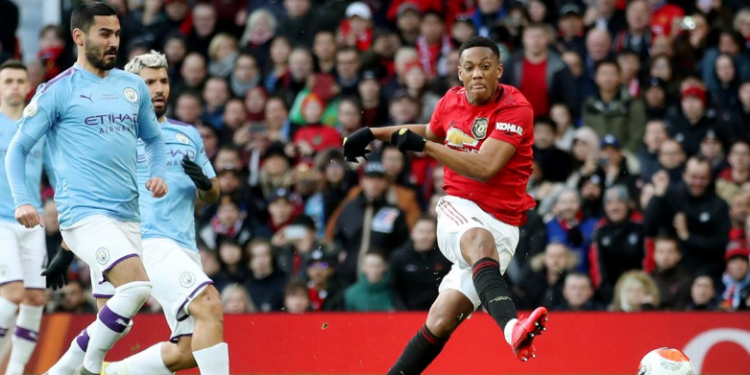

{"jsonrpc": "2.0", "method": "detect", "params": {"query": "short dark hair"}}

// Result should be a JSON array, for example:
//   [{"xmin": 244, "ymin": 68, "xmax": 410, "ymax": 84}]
[
  {"xmin": 534, "ymin": 116, "xmax": 556, "ymax": 132},
  {"xmin": 565, "ymin": 272, "xmax": 592, "ymax": 286},
  {"xmin": 595, "ymin": 58, "xmax": 620, "ymax": 73},
  {"xmin": 0, "ymin": 60, "xmax": 27, "ymax": 74},
  {"xmin": 40, "ymin": 24, "xmax": 65, "ymax": 40},
  {"xmin": 458, "ymin": 36, "xmax": 500, "ymax": 62},
  {"xmin": 70, "ymin": 1, "xmax": 118, "ymax": 33}
]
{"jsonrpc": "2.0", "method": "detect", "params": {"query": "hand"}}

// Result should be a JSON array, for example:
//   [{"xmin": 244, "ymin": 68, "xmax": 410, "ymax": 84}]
[
  {"xmin": 343, "ymin": 128, "xmax": 374, "ymax": 162},
  {"xmin": 41, "ymin": 247, "xmax": 75, "ymax": 290},
  {"xmin": 15, "ymin": 204, "xmax": 43, "ymax": 228},
  {"xmin": 182, "ymin": 155, "xmax": 212, "ymax": 191},
  {"xmin": 390, "ymin": 128, "xmax": 426, "ymax": 153},
  {"xmin": 146, "ymin": 177, "xmax": 168, "ymax": 198},
  {"xmin": 673, "ymin": 212, "xmax": 689, "ymax": 241},
  {"xmin": 652, "ymin": 170, "xmax": 669, "ymax": 196},
  {"xmin": 582, "ymin": 156, "xmax": 598, "ymax": 175}
]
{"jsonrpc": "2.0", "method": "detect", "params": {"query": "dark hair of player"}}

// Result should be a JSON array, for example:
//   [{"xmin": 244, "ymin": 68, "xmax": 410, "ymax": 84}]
[
  {"xmin": 458, "ymin": 36, "xmax": 500, "ymax": 62},
  {"xmin": 70, "ymin": 1, "xmax": 118, "ymax": 33},
  {"xmin": 0, "ymin": 60, "xmax": 27, "ymax": 74}
]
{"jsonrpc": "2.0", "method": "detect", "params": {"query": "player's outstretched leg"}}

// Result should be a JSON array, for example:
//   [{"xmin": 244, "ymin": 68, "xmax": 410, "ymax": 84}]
[
  {"xmin": 462, "ymin": 228, "xmax": 547, "ymax": 362},
  {"xmin": 82, "ymin": 258, "xmax": 151, "ymax": 375},
  {"xmin": 6, "ymin": 290, "xmax": 45, "ymax": 375},
  {"xmin": 387, "ymin": 290, "xmax": 474, "ymax": 375}
]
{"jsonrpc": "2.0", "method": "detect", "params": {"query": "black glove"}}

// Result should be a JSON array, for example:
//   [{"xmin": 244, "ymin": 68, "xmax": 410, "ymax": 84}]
[
  {"xmin": 390, "ymin": 128, "xmax": 426, "ymax": 153},
  {"xmin": 41, "ymin": 249, "xmax": 74, "ymax": 291},
  {"xmin": 182, "ymin": 155, "xmax": 212, "ymax": 191},
  {"xmin": 343, "ymin": 128, "xmax": 374, "ymax": 162}
]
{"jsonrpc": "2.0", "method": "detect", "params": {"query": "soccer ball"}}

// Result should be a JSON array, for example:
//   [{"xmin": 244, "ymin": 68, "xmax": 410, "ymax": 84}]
[{"xmin": 638, "ymin": 348, "xmax": 696, "ymax": 375}]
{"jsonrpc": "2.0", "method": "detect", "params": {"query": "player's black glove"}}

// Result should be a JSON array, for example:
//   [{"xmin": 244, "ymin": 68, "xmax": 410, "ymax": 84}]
[
  {"xmin": 182, "ymin": 155, "xmax": 212, "ymax": 191},
  {"xmin": 41, "ymin": 248, "xmax": 74, "ymax": 291},
  {"xmin": 390, "ymin": 128, "xmax": 426, "ymax": 153},
  {"xmin": 343, "ymin": 128, "xmax": 374, "ymax": 162}
]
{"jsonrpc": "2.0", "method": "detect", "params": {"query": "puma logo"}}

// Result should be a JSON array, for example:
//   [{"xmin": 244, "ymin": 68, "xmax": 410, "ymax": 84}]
[
  {"xmin": 489, "ymin": 296, "xmax": 511, "ymax": 303},
  {"xmin": 80, "ymin": 93, "xmax": 93, "ymax": 103}
]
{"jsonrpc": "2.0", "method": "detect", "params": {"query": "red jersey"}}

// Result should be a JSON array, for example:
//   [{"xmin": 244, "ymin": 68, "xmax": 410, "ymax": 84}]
[{"xmin": 429, "ymin": 84, "xmax": 536, "ymax": 226}]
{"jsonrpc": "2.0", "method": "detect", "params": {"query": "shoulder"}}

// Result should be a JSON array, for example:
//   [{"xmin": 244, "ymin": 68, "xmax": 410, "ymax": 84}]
[
  {"xmin": 496, "ymin": 85, "xmax": 533, "ymax": 111},
  {"xmin": 442, "ymin": 86, "xmax": 466, "ymax": 101},
  {"xmin": 36, "ymin": 66, "xmax": 78, "ymax": 96}
]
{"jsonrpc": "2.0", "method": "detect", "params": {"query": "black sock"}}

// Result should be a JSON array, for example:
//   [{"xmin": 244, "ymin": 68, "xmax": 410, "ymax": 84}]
[
  {"xmin": 387, "ymin": 325, "xmax": 448, "ymax": 375},
  {"xmin": 472, "ymin": 257, "xmax": 517, "ymax": 330}
]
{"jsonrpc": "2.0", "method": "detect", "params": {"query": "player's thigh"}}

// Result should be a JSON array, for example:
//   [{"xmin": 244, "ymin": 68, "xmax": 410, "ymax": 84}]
[
  {"xmin": 435, "ymin": 196, "xmax": 485, "ymax": 269},
  {"xmin": 425, "ymin": 288, "xmax": 476, "ymax": 337},
  {"xmin": 484, "ymin": 216, "xmax": 520, "ymax": 275},
  {"xmin": 0, "ymin": 222, "xmax": 24, "ymax": 297},
  {"xmin": 143, "ymin": 238, "xmax": 212, "ymax": 340},
  {"xmin": 18, "ymin": 226, "xmax": 48, "ymax": 290},
  {"xmin": 188, "ymin": 285, "xmax": 222, "ymax": 322}
]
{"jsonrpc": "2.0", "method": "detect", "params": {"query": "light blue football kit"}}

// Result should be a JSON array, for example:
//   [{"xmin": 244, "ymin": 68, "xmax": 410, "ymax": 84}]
[{"xmin": 0, "ymin": 113, "xmax": 46, "ymax": 222}]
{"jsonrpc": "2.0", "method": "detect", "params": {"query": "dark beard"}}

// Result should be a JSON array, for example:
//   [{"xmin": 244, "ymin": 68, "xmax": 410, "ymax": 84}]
[
  {"xmin": 154, "ymin": 106, "xmax": 167, "ymax": 119},
  {"xmin": 85, "ymin": 45, "xmax": 117, "ymax": 71}
]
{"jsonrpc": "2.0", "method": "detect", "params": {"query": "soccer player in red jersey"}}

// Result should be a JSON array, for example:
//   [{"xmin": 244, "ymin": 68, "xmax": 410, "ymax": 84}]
[{"xmin": 343, "ymin": 36, "xmax": 548, "ymax": 373}]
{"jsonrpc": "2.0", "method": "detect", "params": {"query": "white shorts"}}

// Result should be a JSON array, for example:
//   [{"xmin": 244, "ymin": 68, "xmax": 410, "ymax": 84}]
[
  {"xmin": 0, "ymin": 221, "xmax": 47, "ymax": 289},
  {"xmin": 60, "ymin": 215, "xmax": 142, "ymax": 298},
  {"xmin": 435, "ymin": 195, "xmax": 520, "ymax": 309},
  {"xmin": 142, "ymin": 238, "xmax": 212, "ymax": 342}
]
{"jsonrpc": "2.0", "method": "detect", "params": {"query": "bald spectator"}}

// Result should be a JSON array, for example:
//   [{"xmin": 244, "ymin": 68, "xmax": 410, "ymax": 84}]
[
  {"xmin": 275, "ymin": 47, "xmax": 315, "ymax": 108},
  {"xmin": 503, "ymin": 23, "xmax": 579, "ymax": 118},
  {"xmin": 187, "ymin": 3, "xmax": 218, "ymax": 57}
]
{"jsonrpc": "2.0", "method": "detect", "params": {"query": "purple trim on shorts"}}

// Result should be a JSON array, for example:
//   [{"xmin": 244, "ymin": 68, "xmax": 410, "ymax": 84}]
[
  {"xmin": 0, "ymin": 279, "xmax": 23, "ymax": 288},
  {"xmin": 0, "ymin": 327, "xmax": 8, "ymax": 337},
  {"xmin": 13, "ymin": 327, "xmax": 39, "ymax": 342},
  {"xmin": 76, "ymin": 329, "xmax": 90, "ymax": 351},
  {"xmin": 175, "ymin": 281, "xmax": 213, "ymax": 322},
  {"xmin": 92, "ymin": 293, "xmax": 114, "ymax": 299},
  {"xmin": 98, "ymin": 305, "xmax": 131, "ymax": 333},
  {"xmin": 169, "ymin": 333, "xmax": 193, "ymax": 344},
  {"xmin": 98, "ymin": 254, "xmax": 140, "ymax": 284}
]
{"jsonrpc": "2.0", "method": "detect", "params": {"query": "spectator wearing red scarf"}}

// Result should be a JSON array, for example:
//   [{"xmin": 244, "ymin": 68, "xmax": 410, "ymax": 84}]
[
  {"xmin": 338, "ymin": 2, "xmax": 374, "ymax": 52},
  {"xmin": 415, "ymin": 10, "xmax": 452, "ymax": 80}
]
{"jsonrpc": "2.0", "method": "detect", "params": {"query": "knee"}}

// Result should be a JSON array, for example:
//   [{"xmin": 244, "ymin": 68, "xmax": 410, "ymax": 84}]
[
  {"xmin": 115, "ymin": 281, "xmax": 152, "ymax": 306},
  {"xmin": 23, "ymin": 290, "xmax": 46, "ymax": 306},
  {"xmin": 1, "ymin": 283, "xmax": 25, "ymax": 305},
  {"xmin": 460, "ymin": 228, "xmax": 497, "ymax": 263},
  {"xmin": 190, "ymin": 286, "xmax": 223, "ymax": 324},
  {"xmin": 425, "ymin": 308, "xmax": 460, "ymax": 338}
]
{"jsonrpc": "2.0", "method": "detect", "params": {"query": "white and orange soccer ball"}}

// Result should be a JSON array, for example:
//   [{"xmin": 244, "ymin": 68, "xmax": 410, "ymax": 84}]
[{"xmin": 638, "ymin": 348, "xmax": 696, "ymax": 375}]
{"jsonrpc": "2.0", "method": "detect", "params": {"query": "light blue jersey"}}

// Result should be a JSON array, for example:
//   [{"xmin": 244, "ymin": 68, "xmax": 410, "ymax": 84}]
[
  {"xmin": 5, "ymin": 64, "xmax": 167, "ymax": 227},
  {"xmin": 0, "ymin": 113, "xmax": 47, "ymax": 222},
  {"xmin": 137, "ymin": 118, "xmax": 215, "ymax": 252}
]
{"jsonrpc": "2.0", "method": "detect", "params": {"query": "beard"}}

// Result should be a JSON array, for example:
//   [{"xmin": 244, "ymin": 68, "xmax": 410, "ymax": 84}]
[
  {"xmin": 85, "ymin": 42, "xmax": 117, "ymax": 71},
  {"xmin": 154, "ymin": 106, "xmax": 167, "ymax": 119}
]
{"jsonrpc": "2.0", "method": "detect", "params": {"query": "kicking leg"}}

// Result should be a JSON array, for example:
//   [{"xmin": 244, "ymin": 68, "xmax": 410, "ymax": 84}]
[
  {"xmin": 189, "ymin": 286, "xmax": 228, "ymax": 375},
  {"xmin": 5, "ymin": 289, "xmax": 45, "ymax": 375},
  {"xmin": 387, "ymin": 290, "xmax": 474, "ymax": 375}
]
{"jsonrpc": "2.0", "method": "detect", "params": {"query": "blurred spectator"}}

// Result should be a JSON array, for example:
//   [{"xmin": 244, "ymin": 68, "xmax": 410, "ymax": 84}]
[
  {"xmin": 345, "ymin": 250, "xmax": 393, "ymax": 311},
  {"xmin": 163, "ymin": 33, "xmax": 188, "ymax": 83},
  {"xmin": 390, "ymin": 215, "xmax": 450, "ymax": 310},
  {"xmin": 55, "ymin": 280, "xmax": 96, "ymax": 314},
  {"xmin": 338, "ymin": 2, "xmax": 374, "ymax": 52},
  {"xmin": 202, "ymin": 77, "xmax": 231, "ymax": 128},
  {"xmin": 274, "ymin": 215, "xmax": 324, "ymax": 279},
  {"xmin": 566, "ymin": 126, "xmax": 602, "ymax": 190},
  {"xmin": 174, "ymin": 91, "xmax": 203, "ymax": 125},
  {"xmin": 382, "ymin": 47, "xmax": 418, "ymax": 98},
  {"xmin": 171, "ymin": 53, "xmax": 207, "ymax": 106},
  {"xmin": 435, "ymin": 49, "xmax": 460, "ymax": 94},
  {"xmin": 240, "ymin": 9, "xmax": 276, "ymax": 72},
  {"xmin": 583, "ymin": 0, "xmax": 627, "ymax": 37},
  {"xmin": 129, "ymin": 0, "xmax": 170, "ymax": 51},
  {"xmin": 276, "ymin": 47, "xmax": 315, "ymax": 108},
  {"xmin": 698, "ymin": 130, "xmax": 728, "ymax": 174},
  {"xmin": 316, "ymin": 149, "xmax": 357, "ymax": 225},
  {"xmin": 313, "ymin": 31, "xmax": 337, "ymax": 74},
  {"xmin": 199, "ymin": 197, "xmax": 254, "ymax": 250},
  {"xmin": 644, "ymin": 157, "xmax": 730, "ymax": 279},
  {"xmin": 306, "ymin": 249, "xmax": 345, "ymax": 311},
  {"xmin": 557, "ymin": 3, "xmax": 586, "ymax": 57},
  {"xmin": 710, "ymin": 53, "xmax": 741, "ymax": 109},
  {"xmin": 582, "ymin": 59, "xmax": 647, "ymax": 153},
  {"xmin": 599, "ymin": 135, "xmax": 637, "ymax": 191},
  {"xmin": 0, "ymin": 0, "xmax": 18, "ymax": 63},
  {"xmin": 549, "ymin": 104, "xmax": 576, "ymax": 151},
  {"xmin": 720, "ymin": 242, "xmax": 750, "ymax": 310},
  {"xmin": 729, "ymin": 193, "xmax": 750, "ymax": 243},
  {"xmin": 643, "ymin": 77, "xmax": 669, "ymax": 119},
  {"xmin": 336, "ymin": 47, "xmax": 363, "ymax": 97},
  {"xmin": 38, "ymin": 25, "xmax": 73, "ymax": 81},
  {"xmin": 673, "ymin": 12, "xmax": 710, "ymax": 74},
  {"xmin": 257, "ymin": 142, "xmax": 293, "ymax": 197},
  {"xmin": 163, "ymin": 0, "xmax": 190, "ymax": 34},
  {"xmin": 610, "ymin": 270, "xmax": 660, "ymax": 312},
  {"xmin": 200, "ymin": 247, "xmax": 221, "ymax": 281},
  {"xmin": 733, "ymin": 81, "xmax": 750, "ymax": 125},
  {"xmin": 221, "ymin": 284, "xmax": 256, "ymax": 313},
  {"xmin": 647, "ymin": 0, "xmax": 684, "ymax": 37},
  {"xmin": 213, "ymin": 238, "xmax": 250, "ymax": 292},
  {"xmin": 613, "ymin": 1, "xmax": 652, "ymax": 63},
  {"xmin": 388, "ymin": 89, "xmax": 421, "ymax": 125},
  {"xmin": 263, "ymin": 97, "xmax": 291, "ymax": 142},
  {"xmin": 394, "ymin": 2, "xmax": 421, "ymax": 46},
  {"xmin": 328, "ymin": 162, "xmax": 410, "ymax": 284},
  {"xmin": 415, "ymin": 11, "xmax": 451, "ymax": 79},
  {"xmin": 362, "ymin": 28, "xmax": 401, "ymax": 81},
  {"xmin": 469, "ymin": 0, "xmax": 512, "ymax": 41},
  {"xmin": 358, "ymin": 70, "xmax": 389, "ymax": 127},
  {"xmin": 532, "ymin": 117, "xmax": 572, "ymax": 183},
  {"xmin": 186, "ymin": 3, "xmax": 218, "ymax": 57},
  {"xmin": 617, "ymin": 50, "xmax": 643, "ymax": 98},
  {"xmin": 590, "ymin": 185, "xmax": 645, "ymax": 302},
  {"xmin": 666, "ymin": 83, "xmax": 734, "ymax": 156},
  {"xmin": 278, "ymin": 0, "xmax": 330, "ymax": 48},
  {"xmin": 657, "ymin": 139, "xmax": 686, "ymax": 185},
  {"xmin": 450, "ymin": 16, "xmax": 475, "ymax": 47},
  {"xmin": 509, "ymin": 208, "xmax": 547, "ymax": 286},
  {"xmin": 557, "ymin": 272, "xmax": 605, "ymax": 311},
  {"xmin": 403, "ymin": 63, "xmax": 440, "ymax": 123},
  {"xmin": 716, "ymin": 140, "xmax": 750, "ymax": 202},
  {"xmin": 262, "ymin": 188, "xmax": 299, "ymax": 238},
  {"xmin": 687, "ymin": 274, "xmax": 719, "ymax": 310},
  {"xmin": 579, "ymin": 174, "xmax": 605, "ymax": 220},
  {"xmin": 283, "ymin": 280, "xmax": 311, "ymax": 313},
  {"xmin": 245, "ymin": 238, "xmax": 286, "ymax": 312},
  {"xmin": 503, "ymin": 24, "xmax": 579, "ymax": 118},
  {"xmin": 292, "ymin": 94, "xmax": 343, "ymax": 154},
  {"xmin": 337, "ymin": 97, "xmax": 364, "ymax": 137},
  {"xmin": 219, "ymin": 99, "xmax": 247, "ymax": 145},
  {"xmin": 242, "ymin": 86, "xmax": 267, "ymax": 124},
  {"xmin": 547, "ymin": 189, "xmax": 599, "ymax": 272},
  {"xmin": 229, "ymin": 53, "xmax": 260, "ymax": 98},
  {"xmin": 264, "ymin": 36, "xmax": 292, "ymax": 92},
  {"xmin": 650, "ymin": 236, "xmax": 693, "ymax": 310},
  {"xmin": 700, "ymin": 29, "xmax": 750, "ymax": 96},
  {"xmin": 638, "ymin": 120, "xmax": 669, "ymax": 182},
  {"xmin": 522, "ymin": 242, "xmax": 575, "ymax": 310},
  {"xmin": 583, "ymin": 28, "xmax": 613, "ymax": 83}
]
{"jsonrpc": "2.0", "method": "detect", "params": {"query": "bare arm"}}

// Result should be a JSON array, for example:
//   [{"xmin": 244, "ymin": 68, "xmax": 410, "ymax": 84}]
[
  {"xmin": 371, "ymin": 124, "xmax": 444, "ymax": 143},
  {"xmin": 423, "ymin": 137, "xmax": 516, "ymax": 183},
  {"xmin": 198, "ymin": 178, "xmax": 220, "ymax": 204}
]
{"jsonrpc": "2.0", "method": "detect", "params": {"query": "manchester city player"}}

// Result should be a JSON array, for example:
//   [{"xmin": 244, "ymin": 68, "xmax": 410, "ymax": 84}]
[
  {"xmin": 4, "ymin": 3, "xmax": 167, "ymax": 375},
  {"xmin": 0, "ymin": 60, "xmax": 48, "ymax": 375}
]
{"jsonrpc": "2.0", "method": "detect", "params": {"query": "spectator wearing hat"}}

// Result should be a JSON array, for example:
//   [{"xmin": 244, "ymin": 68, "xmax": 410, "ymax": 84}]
[
  {"xmin": 687, "ymin": 274, "xmax": 719, "ymax": 311},
  {"xmin": 327, "ymin": 162, "xmax": 410, "ymax": 284},
  {"xmin": 645, "ymin": 156, "xmax": 730, "ymax": 279},
  {"xmin": 665, "ymin": 83, "xmax": 734, "ymax": 156},
  {"xmin": 643, "ymin": 77, "xmax": 670, "ymax": 119},
  {"xmin": 646, "ymin": 0, "xmax": 684, "ymax": 37},
  {"xmin": 582, "ymin": 59, "xmax": 647, "ymax": 153},
  {"xmin": 277, "ymin": 0, "xmax": 332, "ymax": 48},
  {"xmin": 390, "ymin": 215, "xmax": 451, "ymax": 311},
  {"xmin": 306, "ymin": 248, "xmax": 345, "ymax": 311},
  {"xmin": 244, "ymin": 238, "xmax": 287, "ymax": 312},
  {"xmin": 613, "ymin": 0, "xmax": 653, "ymax": 63},
  {"xmin": 532, "ymin": 117, "xmax": 573, "ymax": 183},
  {"xmin": 291, "ymin": 94, "xmax": 343, "ymax": 154},
  {"xmin": 716, "ymin": 140, "xmax": 750, "ymax": 202},
  {"xmin": 579, "ymin": 174, "xmax": 605, "ymax": 219},
  {"xmin": 589, "ymin": 185, "xmax": 645, "ymax": 301},
  {"xmin": 599, "ymin": 134, "xmax": 638, "ymax": 191},
  {"xmin": 650, "ymin": 236, "xmax": 693, "ymax": 310},
  {"xmin": 338, "ymin": 2, "xmax": 374, "ymax": 52},
  {"xmin": 503, "ymin": 23, "xmax": 579, "ymax": 118},
  {"xmin": 344, "ymin": 250, "xmax": 393, "ymax": 311},
  {"xmin": 638, "ymin": 120, "xmax": 669, "ymax": 182},
  {"xmin": 556, "ymin": 2, "xmax": 586, "ymax": 57},
  {"xmin": 720, "ymin": 242, "xmax": 750, "ymax": 310},
  {"xmin": 546, "ymin": 188, "xmax": 600, "ymax": 273},
  {"xmin": 567, "ymin": 126, "xmax": 604, "ymax": 189},
  {"xmin": 358, "ymin": 70, "xmax": 390, "ymax": 127}
]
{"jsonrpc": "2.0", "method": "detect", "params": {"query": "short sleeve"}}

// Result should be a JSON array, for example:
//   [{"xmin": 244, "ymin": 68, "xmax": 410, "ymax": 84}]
[
  {"xmin": 428, "ymin": 96, "xmax": 447, "ymax": 138},
  {"xmin": 16, "ymin": 85, "xmax": 62, "ymax": 141},
  {"xmin": 192, "ymin": 128, "xmax": 216, "ymax": 179},
  {"xmin": 135, "ymin": 79, "xmax": 161, "ymax": 140},
  {"xmin": 489, "ymin": 104, "xmax": 534, "ymax": 149}
]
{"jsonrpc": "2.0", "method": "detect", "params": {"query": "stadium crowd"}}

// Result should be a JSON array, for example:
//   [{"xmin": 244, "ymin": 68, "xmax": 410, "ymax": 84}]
[{"xmin": 2, "ymin": 0, "xmax": 750, "ymax": 315}]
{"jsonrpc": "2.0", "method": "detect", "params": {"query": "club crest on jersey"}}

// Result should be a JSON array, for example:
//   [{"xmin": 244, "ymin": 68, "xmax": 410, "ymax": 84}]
[
  {"xmin": 23, "ymin": 99, "xmax": 38, "ymax": 117},
  {"xmin": 180, "ymin": 272, "xmax": 196, "ymax": 288},
  {"xmin": 175, "ymin": 133, "xmax": 190, "ymax": 144},
  {"xmin": 96, "ymin": 248, "xmax": 110, "ymax": 265},
  {"xmin": 471, "ymin": 117, "xmax": 489, "ymax": 139},
  {"xmin": 123, "ymin": 88, "xmax": 138, "ymax": 102}
]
